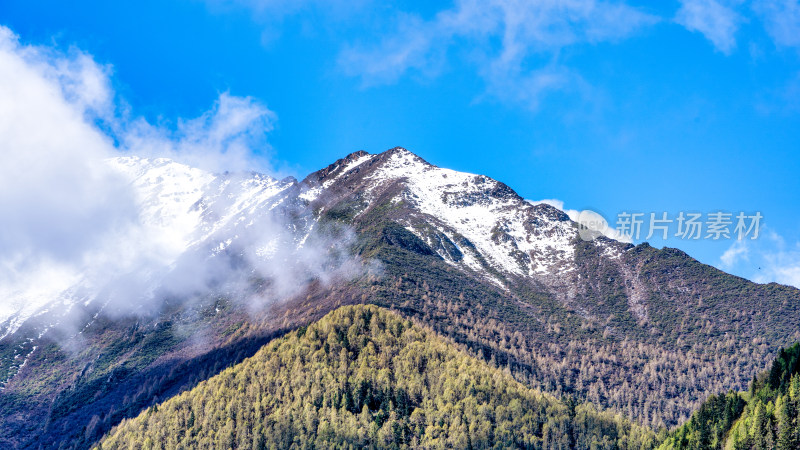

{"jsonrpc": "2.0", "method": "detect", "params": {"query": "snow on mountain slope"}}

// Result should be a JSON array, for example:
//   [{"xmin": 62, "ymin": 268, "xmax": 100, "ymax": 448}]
[
  {"xmin": 2, "ymin": 147, "xmax": 626, "ymax": 340},
  {"xmin": 108, "ymin": 157, "xmax": 215, "ymax": 254},
  {"xmin": 302, "ymin": 148, "xmax": 606, "ymax": 289},
  {"xmin": 366, "ymin": 149, "xmax": 578, "ymax": 276},
  {"xmin": 0, "ymin": 156, "xmax": 305, "ymax": 337}
]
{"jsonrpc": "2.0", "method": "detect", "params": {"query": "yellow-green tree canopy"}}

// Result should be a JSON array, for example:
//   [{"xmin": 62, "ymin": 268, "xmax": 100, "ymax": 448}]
[{"xmin": 98, "ymin": 305, "xmax": 655, "ymax": 449}]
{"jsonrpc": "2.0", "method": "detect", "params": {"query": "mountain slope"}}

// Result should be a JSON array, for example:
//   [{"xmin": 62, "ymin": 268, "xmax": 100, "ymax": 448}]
[
  {"xmin": 300, "ymin": 148, "xmax": 800, "ymax": 427},
  {"xmin": 1, "ymin": 147, "xmax": 799, "ymax": 449},
  {"xmin": 99, "ymin": 305, "xmax": 656, "ymax": 449}
]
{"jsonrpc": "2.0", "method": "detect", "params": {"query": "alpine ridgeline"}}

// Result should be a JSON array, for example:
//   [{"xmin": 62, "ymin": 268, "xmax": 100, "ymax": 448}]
[{"xmin": 1, "ymin": 147, "xmax": 798, "ymax": 449}]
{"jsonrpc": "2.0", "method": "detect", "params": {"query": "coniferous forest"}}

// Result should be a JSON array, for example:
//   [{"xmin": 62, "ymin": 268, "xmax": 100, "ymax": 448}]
[
  {"xmin": 660, "ymin": 343, "xmax": 800, "ymax": 450},
  {"xmin": 96, "ymin": 304, "xmax": 800, "ymax": 449},
  {"xmin": 98, "ymin": 305, "xmax": 657, "ymax": 449}
]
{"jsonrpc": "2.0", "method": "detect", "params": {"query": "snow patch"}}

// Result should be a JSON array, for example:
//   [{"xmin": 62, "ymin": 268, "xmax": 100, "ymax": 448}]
[{"xmin": 367, "ymin": 150, "xmax": 577, "ymax": 277}]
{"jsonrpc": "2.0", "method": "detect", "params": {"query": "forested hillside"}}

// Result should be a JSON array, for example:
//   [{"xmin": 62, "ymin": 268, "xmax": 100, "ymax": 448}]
[
  {"xmin": 98, "ymin": 305, "xmax": 656, "ymax": 449},
  {"xmin": 659, "ymin": 343, "xmax": 800, "ymax": 449}
]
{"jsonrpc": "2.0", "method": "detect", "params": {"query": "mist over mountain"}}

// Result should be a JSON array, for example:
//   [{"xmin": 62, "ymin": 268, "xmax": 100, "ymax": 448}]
[{"xmin": 1, "ymin": 146, "xmax": 799, "ymax": 449}]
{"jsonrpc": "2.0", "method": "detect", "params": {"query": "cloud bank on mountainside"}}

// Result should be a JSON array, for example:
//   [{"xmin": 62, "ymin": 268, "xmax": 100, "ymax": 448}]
[{"xmin": 0, "ymin": 26, "xmax": 359, "ymax": 332}]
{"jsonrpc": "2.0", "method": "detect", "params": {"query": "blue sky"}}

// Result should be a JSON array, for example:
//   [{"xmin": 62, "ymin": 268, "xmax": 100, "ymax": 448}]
[{"xmin": 1, "ymin": 0, "xmax": 799, "ymax": 287}]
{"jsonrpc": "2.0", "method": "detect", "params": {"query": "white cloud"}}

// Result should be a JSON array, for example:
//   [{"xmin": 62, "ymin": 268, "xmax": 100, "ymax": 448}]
[
  {"xmin": 673, "ymin": 0, "xmax": 800, "ymax": 57},
  {"xmin": 527, "ymin": 199, "xmax": 633, "ymax": 243},
  {"xmin": 481, "ymin": 63, "xmax": 584, "ymax": 110},
  {"xmin": 0, "ymin": 26, "xmax": 356, "ymax": 330},
  {"xmin": 0, "ymin": 26, "xmax": 134, "ymax": 272},
  {"xmin": 203, "ymin": 0, "xmax": 371, "ymax": 45},
  {"xmin": 720, "ymin": 239, "xmax": 749, "ymax": 268},
  {"xmin": 675, "ymin": 0, "xmax": 743, "ymax": 54},
  {"xmin": 750, "ymin": 231, "xmax": 800, "ymax": 288},
  {"xmin": 205, "ymin": 0, "xmax": 367, "ymax": 15},
  {"xmin": 719, "ymin": 229, "xmax": 800, "ymax": 289},
  {"xmin": 758, "ymin": 253, "xmax": 800, "ymax": 287},
  {"xmin": 339, "ymin": 0, "xmax": 657, "ymax": 107},
  {"xmin": 339, "ymin": 12, "xmax": 443, "ymax": 86},
  {"xmin": 119, "ymin": 93, "xmax": 277, "ymax": 174},
  {"xmin": 753, "ymin": 0, "xmax": 800, "ymax": 48},
  {"xmin": 0, "ymin": 28, "xmax": 133, "ymax": 321}
]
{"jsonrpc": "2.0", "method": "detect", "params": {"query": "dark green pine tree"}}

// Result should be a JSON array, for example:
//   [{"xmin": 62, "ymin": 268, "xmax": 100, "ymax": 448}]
[
  {"xmin": 751, "ymin": 403, "xmax": 768, "ymax": 450},
  {"xmin": 776, "ymin": 395, "xmax": 794, "ymax": 450}
]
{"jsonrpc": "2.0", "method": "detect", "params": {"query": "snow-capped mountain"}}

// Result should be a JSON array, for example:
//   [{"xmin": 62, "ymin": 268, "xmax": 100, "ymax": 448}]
[
  {"xmin": 3, "ymin": 147, "xmax": 800, "ymax": 449},
  {"xmin": 301, "ymin": 147, "xmax": 632, "ymax": 303},
  {"xmin": 0, "ymin": 147, "xmax": 623, "ymax": 339},
  {"xmin": 306, "ymin": 148, "xmax": 583, "ymax": 279}
]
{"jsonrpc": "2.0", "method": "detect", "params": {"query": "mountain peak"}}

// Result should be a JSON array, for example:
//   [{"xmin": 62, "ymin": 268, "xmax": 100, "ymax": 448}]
[
  {"xmin": 376, "ymin": 146, "xmax": 433, "ymax": 168},
  {"xmin": 301, "ymin": 147, "xmax": 431, "ymax": 188},
  {"xmin": 381, "ymin": 146, "xmax": 419, "ymax": 158}
]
